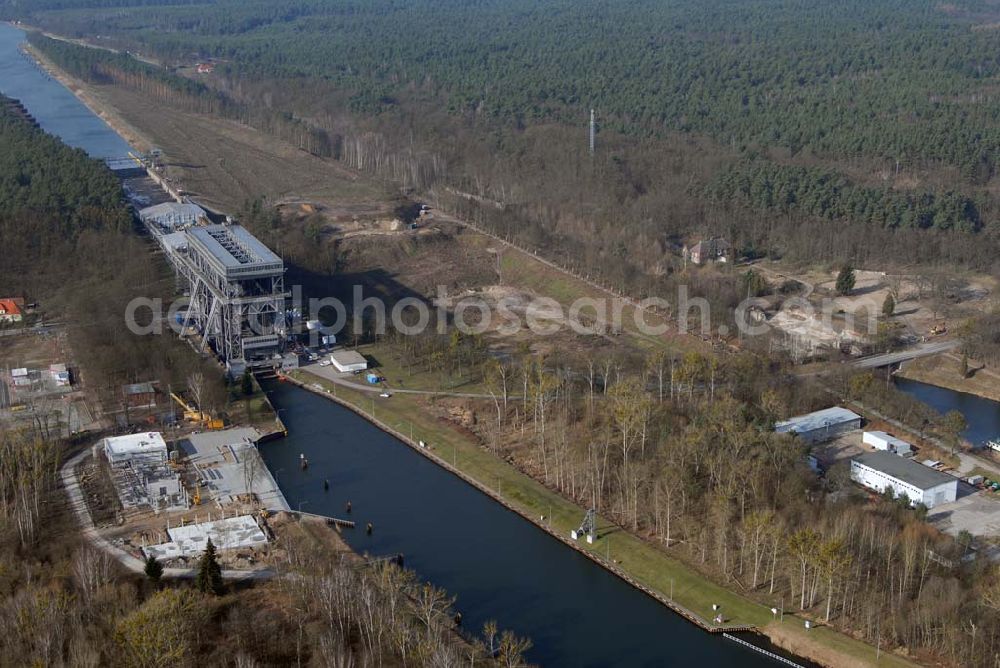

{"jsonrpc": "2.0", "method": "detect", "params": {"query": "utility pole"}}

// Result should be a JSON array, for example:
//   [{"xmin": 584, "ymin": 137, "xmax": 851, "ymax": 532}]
[{"xmin": 589, "ymin": 109, "xmax": 596, "ymax": 156}]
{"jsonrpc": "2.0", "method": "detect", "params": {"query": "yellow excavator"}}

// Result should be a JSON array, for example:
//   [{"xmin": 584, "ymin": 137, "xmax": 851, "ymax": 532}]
[{"xmin": 170, "ymin": 391, "xmax": 224, "ymax": 430}]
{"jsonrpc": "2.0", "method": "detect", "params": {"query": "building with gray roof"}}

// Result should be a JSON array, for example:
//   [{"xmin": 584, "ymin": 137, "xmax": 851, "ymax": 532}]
[
  {"xmin": 851, "ymin": 451, "xmax": 957, "ymax": 508},
  {"xmin": 775, "ymin": 406, "xmax": 862, "ymax": 444}
]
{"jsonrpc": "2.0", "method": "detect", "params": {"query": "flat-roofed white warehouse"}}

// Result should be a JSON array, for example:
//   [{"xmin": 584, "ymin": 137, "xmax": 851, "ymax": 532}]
[
  {"xmin": 103, "ymin": 432, "xmax": 168, "ymax": 467},
  {"xmin": 863, "ymin": 430, "xmax": 913, "ymax": 455},
  {"xmin": 330, "ymin": 350, "xmax": 368, "ymax": 373},
  {"xmin": 774, "ymin": 406, "xmax": 862, "ymax": 444},
  {"xmin": 851, "ymin": 451, "xmax": 957, "ymax": 508}
]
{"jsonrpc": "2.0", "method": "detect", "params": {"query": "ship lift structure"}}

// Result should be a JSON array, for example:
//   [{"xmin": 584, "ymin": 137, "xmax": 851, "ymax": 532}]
[{"xmin": 175, "ymin": 224, "xmax": 288, "ymax": 375}]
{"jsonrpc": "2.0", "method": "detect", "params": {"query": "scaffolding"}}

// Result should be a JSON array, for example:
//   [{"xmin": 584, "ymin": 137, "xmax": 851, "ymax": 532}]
[{"xmin": 111, "ymin": 461, "xmax": 186, "ymax": 514}]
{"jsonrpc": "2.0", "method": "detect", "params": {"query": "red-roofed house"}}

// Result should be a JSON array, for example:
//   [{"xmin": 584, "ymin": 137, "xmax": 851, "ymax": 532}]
[
  {"xmin": 683, "ymin": 238, "xmax": 732, "ymax": 265},
  {"xmin": 0, "ymin": 299, "xmax": 22, "ymax": 323}
]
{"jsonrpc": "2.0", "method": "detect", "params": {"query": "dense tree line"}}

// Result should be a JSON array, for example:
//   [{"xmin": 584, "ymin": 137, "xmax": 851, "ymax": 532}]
[
  {"xmin": 27, "ymin": 33, "xmax": 339, "ymax": 159},
  {"xmin": 0, "ymin": 93, "xmax": 130, "ymax": 230},
  {"xmin": 21, "ymin": 7, "xmax": 1000, "ymax": 286},
  {"xmin": 389, "ymin": 330, "xmax": 999, "ymax": 666},
  {"xmin": 16, "ymin": 0, "xmax": 1000, "ymax": 179},
  {"xmin": 708, "ymin": 159, "xmax": 985, "ymax": 232}
]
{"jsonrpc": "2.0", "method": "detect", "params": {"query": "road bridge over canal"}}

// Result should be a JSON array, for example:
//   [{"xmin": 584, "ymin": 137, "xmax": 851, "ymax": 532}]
[{"xmin": 853, "ymin": 339, "xmax": 959, "ymax": 369}]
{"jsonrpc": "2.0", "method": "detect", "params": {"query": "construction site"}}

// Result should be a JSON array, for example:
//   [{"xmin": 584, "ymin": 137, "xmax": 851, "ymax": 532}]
[
  {"xmin": 76, "ymin": 423, "xmax": 291, "ymax": 570},
  {"xmin": 740, "ymin": 265, "xmax": 997, "ymax": 363}
]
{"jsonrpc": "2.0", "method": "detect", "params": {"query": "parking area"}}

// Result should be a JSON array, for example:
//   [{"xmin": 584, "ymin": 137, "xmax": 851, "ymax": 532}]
[
  {"xmin": 927, "ymin": 483, "xmax": 1000, "ymax": 537},
  {"xmin": 812, "ymin": 430, "xmax": 866, "ymax": 467}
]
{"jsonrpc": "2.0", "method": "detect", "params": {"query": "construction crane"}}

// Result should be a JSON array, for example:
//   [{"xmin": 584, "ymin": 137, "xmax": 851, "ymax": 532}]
[{"xmin": 169, "ymin": 391, "xmax": 224, "ymax": 429}]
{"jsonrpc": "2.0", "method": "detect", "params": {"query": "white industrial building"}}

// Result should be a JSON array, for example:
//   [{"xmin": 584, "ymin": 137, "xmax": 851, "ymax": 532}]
[
  {"xmin": 103, "ymin": 432, "xmax": 168, "ymax": 468},
  {"xmin": 775, "ymin": 407, "xmax": 862, "ymax": 444},
  {"xmin": 49, "ymin": 363, "xmax": 70, "ymax": 387},
  {"xmin": 330, "ymin": 349, "xmax": 368, "ymax": 373},
  {"xmin": 11, "ymin": 367, "xmax": 30, "ymax": 387},
  {"xmin": 851, "ymin": 451, "xmax": 957, "ymax": 508},
  {"xmin": 138, "ymin": 202, "xmax": 207, "ymax": 230},
  {"xmin": 863, "ymin": 431, "xmax": 913, "ymax": 457}
]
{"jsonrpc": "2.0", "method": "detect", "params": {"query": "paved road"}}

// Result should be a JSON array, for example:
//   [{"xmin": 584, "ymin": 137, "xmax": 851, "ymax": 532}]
[
  {"xmin": 301, "ymin": 362, "xmax": 509, "ymax": 399},
  {"xmin": 957, "ymin": 451, "xmax": 1000, "ymax": 477},
  {"xmin": 852, "ymin": 339, "xmax": 959, "ymax": 369}
]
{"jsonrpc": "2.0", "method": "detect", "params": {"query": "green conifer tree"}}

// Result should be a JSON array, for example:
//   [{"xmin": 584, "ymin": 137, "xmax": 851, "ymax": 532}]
[{"xmin": 195, "ymin": 538, "xmax": 225, "ymax": 596}]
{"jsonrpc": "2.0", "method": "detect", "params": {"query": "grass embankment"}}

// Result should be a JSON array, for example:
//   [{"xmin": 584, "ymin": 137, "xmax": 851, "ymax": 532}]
[
  {"xmin": 897, "ymin": 353, "xmax": 1000, "ymax": 404},
  {"xmin": 289, "ymin": 359, "xmax": 915, "ymax": 668},
  {"xmin": 362, "ymin": 341, "xmax": 486, "ymax": 394},
  {"xmin": 30, "ymin": 43, "xmax": 389, "ymax": 215}
]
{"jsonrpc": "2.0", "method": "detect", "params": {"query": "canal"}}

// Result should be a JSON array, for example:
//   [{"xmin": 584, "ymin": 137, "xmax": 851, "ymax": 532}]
[
  {"xmin": 0, "ymin": 20, "xmax": 787, "ymax": 665},
  {"xmin": 0, "ymin": 24, "xmax": 133, "ymax": 159},
  {"xmin": 259, "ymin": 380, "xmax": 782, "ymax": 666},
  {"xmin": 895, "ymin": 377, "xmax": 1000, "ymax": 449}
]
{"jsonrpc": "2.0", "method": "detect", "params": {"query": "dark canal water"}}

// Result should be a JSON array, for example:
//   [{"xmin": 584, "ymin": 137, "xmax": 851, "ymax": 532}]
[
  {"xmin": 0, "ymin": 20, "xmax": 784, "ymax": 665},
  {"xmin": 259, "ymin": 380, "xmax": 780, "ymax": 667},
  {"xmin": 895, "ymin": 377, "xmax": 1000, "ymax": 448}
]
